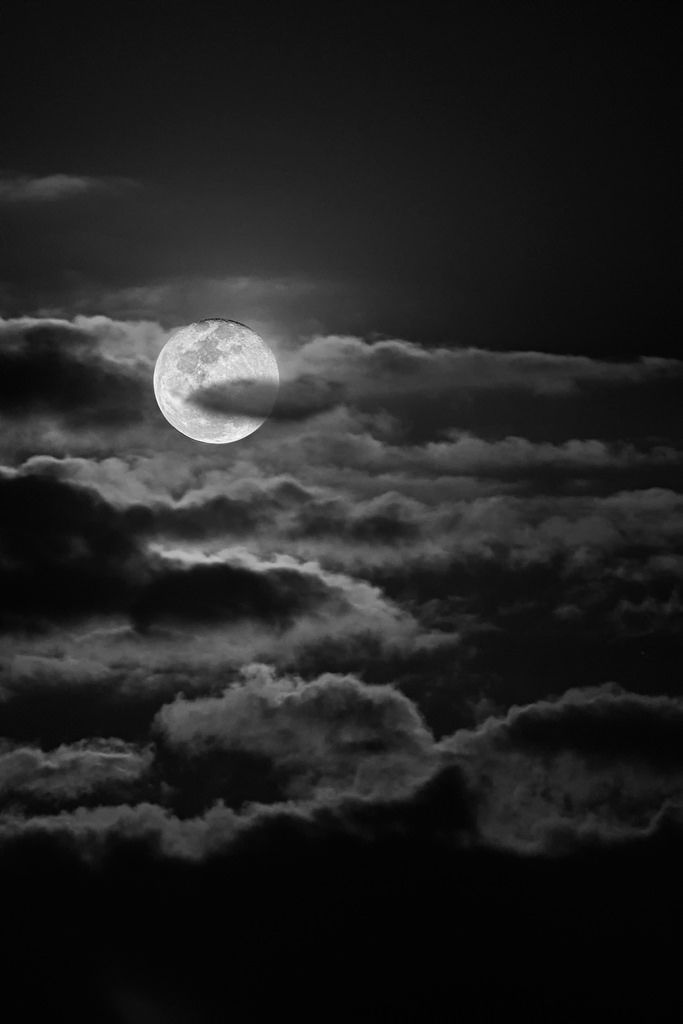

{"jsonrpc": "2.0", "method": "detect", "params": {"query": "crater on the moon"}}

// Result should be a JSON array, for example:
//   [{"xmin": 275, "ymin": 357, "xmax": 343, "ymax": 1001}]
[{"xmin": 153, "ymin": 319, "xmax": 279, "ymax": 443}]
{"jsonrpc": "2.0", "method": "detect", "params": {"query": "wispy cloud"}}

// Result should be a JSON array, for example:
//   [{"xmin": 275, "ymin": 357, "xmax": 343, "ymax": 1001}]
[{"xmin": 0, "ymin": 172, "xmax": 140, "ymax": 202}]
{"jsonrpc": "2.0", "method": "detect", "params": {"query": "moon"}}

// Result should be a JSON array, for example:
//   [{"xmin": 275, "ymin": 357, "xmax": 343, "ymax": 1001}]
[{"xmin": 153, "ymin": 319, "xmax": 279, "ymax": 443}]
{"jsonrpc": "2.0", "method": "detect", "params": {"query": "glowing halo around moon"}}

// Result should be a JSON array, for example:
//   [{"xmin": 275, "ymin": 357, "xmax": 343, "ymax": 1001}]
[{"xmin": 153, "ymin": 319, "xmax": 279, "ymax": 443}]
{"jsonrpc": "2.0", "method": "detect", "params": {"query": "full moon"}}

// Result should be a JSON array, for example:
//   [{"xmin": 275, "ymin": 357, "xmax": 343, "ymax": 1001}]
[{"xmin": 153, "ymin": 319, "xmax": 279, "ymax": 443}]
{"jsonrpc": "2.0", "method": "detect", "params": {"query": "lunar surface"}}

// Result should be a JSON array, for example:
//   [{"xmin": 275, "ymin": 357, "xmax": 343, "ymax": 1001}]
[{"xmin": 153, "ymin": 319, "xmax": 279, "ymax": 443}]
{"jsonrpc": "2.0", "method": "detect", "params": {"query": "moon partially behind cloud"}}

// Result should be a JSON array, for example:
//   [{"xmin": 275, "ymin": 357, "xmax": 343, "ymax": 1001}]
[{"xmin": 153, "ymin": 319, "xmax": 279, "ymax": 443}]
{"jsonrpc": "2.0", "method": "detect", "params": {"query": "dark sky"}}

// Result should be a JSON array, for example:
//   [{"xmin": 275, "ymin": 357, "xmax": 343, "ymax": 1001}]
[
  {"xmin": 2, "ymin": 1, "xmax": 679, "ymax": 350},
  {"xmin": 2, "ymin": 5, "xmax": 683, "ymax": 1021}
]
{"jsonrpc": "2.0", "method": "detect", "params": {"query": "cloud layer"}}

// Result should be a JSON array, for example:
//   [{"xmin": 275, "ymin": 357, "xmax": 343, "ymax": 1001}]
[{"xmin": 1, "ymin": 315, "xmax": 681, "ymax": 876}]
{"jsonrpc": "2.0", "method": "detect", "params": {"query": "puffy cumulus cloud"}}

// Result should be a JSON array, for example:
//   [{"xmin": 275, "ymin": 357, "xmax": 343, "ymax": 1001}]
[
  {"xmin": 0, "ymin": 664, "xmax": 454, "ymax": 856},
  {"xmin": 0, "ymin": 663, "xmax": 452, "ymax": 849},
  {"xmin": 446, "ymin": 685, "xmax": 683, "ymax": 850},
  {"xmin": 0, "ymin": 759, "xmax": 475, "ymax": 862},
  {"xmin": 3, "ymin": 672, "xmax": 683, "ymax": 863},
  {"xmin": 154, "ymin": 663, "xmax": 435, "ymax": 806},
  {"xmin": 0, "ymin": 173, "xmax": 139, "ymax": 203},
  {"xmin": 0, "ymin": 738, "xmax": 152, "ymax": 811},
  {"xmin": 0, "ymin": 624, "xmax": 465, "ymax": 754}
]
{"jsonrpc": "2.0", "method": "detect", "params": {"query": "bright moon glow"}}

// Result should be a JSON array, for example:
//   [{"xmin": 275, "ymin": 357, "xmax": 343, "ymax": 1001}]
[{"xmin": 153, "ymin": 319, "xmax": 279, "ymax": 443}]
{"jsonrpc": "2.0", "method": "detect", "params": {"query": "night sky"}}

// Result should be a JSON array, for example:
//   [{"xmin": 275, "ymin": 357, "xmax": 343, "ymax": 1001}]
[{"xmin": 1, "ymin": 3, "xmax": 682, "ymax": 1021}]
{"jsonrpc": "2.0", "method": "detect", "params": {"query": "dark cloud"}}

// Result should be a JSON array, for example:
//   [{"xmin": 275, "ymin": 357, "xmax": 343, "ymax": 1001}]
[
  {"xmin": 0, "ymin": 467, "xmax": 413, "ymax": 644},
  {"xmin": 447, "ymin": 685, "xmax": 683, "ymax": 849},
  {"xmin": 131, "ymin": 554, "xmax": 336, "ymax": 631},
  {"xmin": 0, "ymin": 319, "xmax": 151, "ymax": 426},
  {"xmin": 0, "ymin": 473, "xmax": 416, "ymax": 664},
  {"xmin": 0, "ymin": 469, "xmax": 142, "ymax": 628},
  {"xmin": 463, "ymin": 684, "xmax": 683, "ymax": 767},
  {"xmin": 188, "ymin": 376, "xmax": 334, "ymax": 421}
]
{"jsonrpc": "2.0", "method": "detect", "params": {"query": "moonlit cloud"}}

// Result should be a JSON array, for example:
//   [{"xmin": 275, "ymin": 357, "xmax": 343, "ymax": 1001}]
[
  {"xmin": 0, "ymin": 173, "xmax": 140, "ymax": 202},
  {"xmin": 1, "ymin": 313, "xmax": 681, "ymax": 872}
]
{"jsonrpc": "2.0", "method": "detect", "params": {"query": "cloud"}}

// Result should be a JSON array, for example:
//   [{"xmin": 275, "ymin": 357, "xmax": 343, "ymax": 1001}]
[
  {"xmin": 0, "ymin": 317, "xmax": 164, "ymax": 440},
  {"xmin": 14, "ymin": 448, "xmax": 681, "ymax": 586},
  {"xmin": 154, "ymin": 663, "xmax": 435, "ymax": 807},
  {"xmin": 0, "ymin": 338, "xmax": 148, "ymax": 426},
  {"xmin": 0, "ymin": 467, "xmax": 144, "ymax": 628},
  {"xmin": 0, "ymin": 173, "xmax": 139, "ymax": 203},
  {"xmin": 188, "ymin": 375, "xmax": 335, "ymax": 421},
  {"xmin": 4, "ymin": 317, "xmax": 682, "ymax": 451},
  {"xmin": 1, "ymin": 316, "xmax": 681, "ymax": 827},
  {"xmin": 65, "ymin": 274, "xmax": 342, "ymax": 331},
  {"xmin": 130, "ymin": 546, "xmax": 431, "ymax": 660},
  {"xmin": 1, "ymin": 668, "xmax": 682, "ymax": 865},
  {"xmin": 446, "ymin": 685, "xmax": 683, "ymax": 849},
  {"xmin": 455, "ymin": 683, "xmax": 683, "ymax": 765},
  {"xmin": 285, "ymin": 334, "xmax": 682, "ymax": 401},
  {"xmin": 0, "ymin": 739, "xmax": 152, "ymax": 811},
  {"xmin": 0, "ymin": 760, "xmax": 474, "ymax": 862},
  {"xmin": 1, "ymin": 450, "xmax": 680, "ymax": 733},
  {"xmin": 132, "ymin": 548, "xmax": 333, "ymax": 630},
  {"xmin": 256, "ymin": 416, "xmax": 681, "ymax": 484},
  {"xmin": 0, "ymin": 464, "xmax": 435, "ymax": 686}
]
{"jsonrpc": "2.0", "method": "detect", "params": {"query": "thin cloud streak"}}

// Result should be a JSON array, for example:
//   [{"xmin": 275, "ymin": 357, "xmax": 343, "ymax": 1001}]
[{"xmin": 0, "ymin": 173, "xmax": 140, "ymax": 202}]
